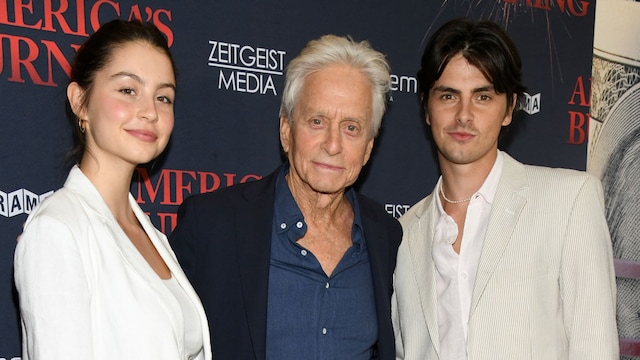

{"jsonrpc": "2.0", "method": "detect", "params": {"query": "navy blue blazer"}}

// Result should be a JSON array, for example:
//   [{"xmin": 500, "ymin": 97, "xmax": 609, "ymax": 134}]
[{"xmin": 170, "ymin": 165, "xmax": 402, "ymax": 360}]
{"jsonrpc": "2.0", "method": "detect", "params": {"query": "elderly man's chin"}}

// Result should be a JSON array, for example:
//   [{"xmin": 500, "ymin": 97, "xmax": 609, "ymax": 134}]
[{"xmin": 302, "ymin": 175, "xmax": 357, "ymax": 197}]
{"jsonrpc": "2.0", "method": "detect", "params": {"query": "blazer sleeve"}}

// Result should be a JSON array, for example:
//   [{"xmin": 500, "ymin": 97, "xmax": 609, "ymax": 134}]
[
  {"xmin": 14, "ymin": 214, "xmax": 94, "ymax": 360},
  {"xmin": 561, "ymin": 175, "xmax": 619, "ymax": 359}
]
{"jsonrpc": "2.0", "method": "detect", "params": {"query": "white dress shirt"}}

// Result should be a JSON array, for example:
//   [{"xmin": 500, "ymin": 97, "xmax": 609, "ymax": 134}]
[{"xmin": 432, "ymin": 151, "xmax": 504, "ymax": 360}]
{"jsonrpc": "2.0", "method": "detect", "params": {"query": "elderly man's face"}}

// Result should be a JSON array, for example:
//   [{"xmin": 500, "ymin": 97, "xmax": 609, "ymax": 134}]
[{"xmin": 280, "ymin": 64, "xmax": 374, "ymax": 197}]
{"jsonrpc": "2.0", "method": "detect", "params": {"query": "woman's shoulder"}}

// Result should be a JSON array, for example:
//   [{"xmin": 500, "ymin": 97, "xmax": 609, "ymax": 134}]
[
  {"xmin": 29, "ymin": 187, "xmax": 85, "ymax": 219},
  {"xmin": 22, "ymin": 185, "xmax": 105, "ymax": 238}
]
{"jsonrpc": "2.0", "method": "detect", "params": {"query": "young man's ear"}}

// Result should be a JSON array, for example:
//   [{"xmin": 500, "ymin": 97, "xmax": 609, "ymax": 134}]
[{"xmin": 421, "ymin": 93, "xmax": 431, "ymax": 126}]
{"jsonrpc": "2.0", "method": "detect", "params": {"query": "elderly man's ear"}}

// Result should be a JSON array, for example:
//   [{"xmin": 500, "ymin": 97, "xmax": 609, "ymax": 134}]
[{"xmin": 279, "ymin": 116, "xmax": 292, "ymax": 153}]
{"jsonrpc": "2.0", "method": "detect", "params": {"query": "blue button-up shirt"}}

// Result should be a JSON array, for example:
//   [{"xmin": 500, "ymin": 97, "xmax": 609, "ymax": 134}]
[{"xmin": 265, "ymin": 164, "xmax": 377, "ymax": 360}]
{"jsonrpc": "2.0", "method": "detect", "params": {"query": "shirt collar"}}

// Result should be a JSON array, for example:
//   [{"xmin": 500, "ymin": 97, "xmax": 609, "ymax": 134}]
[
  {"xmin": 273, "ymin": 162, "xmax": 366, "ymax": 249},
  {"xmin": 435, "ymin": 150, "xmax": 505, "ymax": 215}
]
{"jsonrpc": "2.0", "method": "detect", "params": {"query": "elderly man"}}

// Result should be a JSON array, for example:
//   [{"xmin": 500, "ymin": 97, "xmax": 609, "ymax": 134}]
[{"xmin": 170, "ymin": 35, "xmax": 402, "ymax": 360}]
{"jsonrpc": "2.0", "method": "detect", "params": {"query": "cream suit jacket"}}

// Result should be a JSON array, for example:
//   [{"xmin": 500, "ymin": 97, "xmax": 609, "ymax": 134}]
[
  {"xmin": 14, "ymin": 166, "xmax": 212, "ymax": 360},
  {"xmin": 392, "ymin": 153, "xmax": 619, "ymax": 360}
]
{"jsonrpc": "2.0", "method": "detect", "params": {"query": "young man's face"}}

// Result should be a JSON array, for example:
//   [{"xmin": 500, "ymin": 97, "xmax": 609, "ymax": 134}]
[{"xmin": 426, "ymin": 53, "xmax": 515, "ymax": 169}]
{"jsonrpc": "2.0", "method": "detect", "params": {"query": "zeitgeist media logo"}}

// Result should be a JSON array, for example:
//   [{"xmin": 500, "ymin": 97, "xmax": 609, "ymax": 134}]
[{"xmin": 208, "ymin": 40, "xmax": 286, "ymax": 96}]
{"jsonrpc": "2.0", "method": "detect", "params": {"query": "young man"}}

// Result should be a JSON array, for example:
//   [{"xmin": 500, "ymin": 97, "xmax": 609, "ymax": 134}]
[{"xmin": 392, "ymin": 18, "xmax": 618, "ymax": 360}]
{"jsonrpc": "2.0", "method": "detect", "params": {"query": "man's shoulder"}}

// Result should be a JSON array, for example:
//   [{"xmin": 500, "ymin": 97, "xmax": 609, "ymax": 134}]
[
  {"xmin": 355, "ymin": 192, "xmax": 382, "ymax": 211},
  {"xmin": 355, "ymin": 192, "xmax": 402, "ymax": 232},
  {"xmin": 356, "ymin": 192, "xmax": 396, "ymax": 222},
  {"xmin": 504, "ymin": 152, "xmax": 598, "ymax": 187},
  {"xmin": 521, "ymin": 163, "xmax": 597, "ymax": 188},
  {"xmin": 398, "ymin": 192, "xmax": 435, "ymax": 229},
  {"xmin": 181, "ymin": 170, "xmax": 276, "ymax": 209},
  {"xmin": 500, "ymin": 158, "xmax": 603, "ymax": 206},
  {"xmin": 355, "ymin": 192, "xmax": 403, "ymax": 250}
]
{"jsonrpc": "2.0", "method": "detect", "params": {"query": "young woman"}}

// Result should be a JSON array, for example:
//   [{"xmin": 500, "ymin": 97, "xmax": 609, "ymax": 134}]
[{"xmin": 14, "ymin": 20, "xmax": 211, "ymax": 360}]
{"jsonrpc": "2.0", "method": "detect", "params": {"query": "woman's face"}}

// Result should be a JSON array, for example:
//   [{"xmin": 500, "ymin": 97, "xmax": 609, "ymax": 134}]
[{"xmin": 70, "ymin": 41, "xmax": 176, "ymax": 168}]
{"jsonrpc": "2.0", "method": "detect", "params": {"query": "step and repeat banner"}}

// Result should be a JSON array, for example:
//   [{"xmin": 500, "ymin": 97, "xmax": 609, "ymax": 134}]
[{"xmin": 0, "ymin": 0, "xmax": 636, "ymax": 358}]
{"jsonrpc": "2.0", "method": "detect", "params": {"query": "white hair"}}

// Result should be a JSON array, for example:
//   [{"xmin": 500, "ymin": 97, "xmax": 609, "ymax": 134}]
[{"xmin": 279, "ymin": 35, "xmax": 391, "ymax": 137}]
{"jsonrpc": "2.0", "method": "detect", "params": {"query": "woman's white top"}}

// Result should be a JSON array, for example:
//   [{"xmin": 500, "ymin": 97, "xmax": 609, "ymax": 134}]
[{"xmin": 163, "ymin": 276, "xmax": 204, "ymax": 359}]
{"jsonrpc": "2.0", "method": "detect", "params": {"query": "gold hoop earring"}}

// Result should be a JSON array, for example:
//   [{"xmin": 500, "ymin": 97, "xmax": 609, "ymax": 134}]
[{"xmin": 78, "ymin": 119, "xmax": 86, "ymax": 133}]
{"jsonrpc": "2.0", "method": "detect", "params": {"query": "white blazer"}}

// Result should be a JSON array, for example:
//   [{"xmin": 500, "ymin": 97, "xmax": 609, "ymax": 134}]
[
  {"xmin": 392, "ymin": 153, "xmax": 619, "ymax": 360},
  {"xmin": 14, "ymin": 166, "xmax": 212, "ymax": 360}
]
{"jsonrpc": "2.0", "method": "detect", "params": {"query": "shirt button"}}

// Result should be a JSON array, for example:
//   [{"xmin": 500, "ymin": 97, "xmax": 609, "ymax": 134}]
[
  {"xmin": 325, "ymin": 282, "xmax": 330, "ymax": 289},
  {"xmin": 322, "ymin": 328, "xmax": 327, "ymax": 335},
  {"xmin": 296, "ymin": 221, "xmax": 303, "ymax": 229},
  {"xmin": 460, "ymin": 272, "xmax": 468, "ymax": 280},
  {"xmin": 280, "ymin": 223, "xmax": 286, "ymax": 229},
  {"xmin": 301, "ymin": 249, "xmax": 307, "ymax": 256}
]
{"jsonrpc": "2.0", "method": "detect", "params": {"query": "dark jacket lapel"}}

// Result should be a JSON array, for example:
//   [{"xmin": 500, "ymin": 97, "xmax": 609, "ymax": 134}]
[{"xmin": 235, "ymin": 169, "xmax": 279, "ymax": 360}]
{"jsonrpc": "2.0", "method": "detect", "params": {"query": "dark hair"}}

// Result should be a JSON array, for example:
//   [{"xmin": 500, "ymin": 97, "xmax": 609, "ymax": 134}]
[
  {"xmin": 65, "ymin": 19, "xmax": 176, "ymax": 165},
  {"xmin": 417, "ymin": 18, "xmax": 525, "ymax": 113}
]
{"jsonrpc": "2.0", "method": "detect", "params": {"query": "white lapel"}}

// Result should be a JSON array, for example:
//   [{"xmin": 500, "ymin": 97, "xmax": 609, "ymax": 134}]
[
  {"xmin": 65, "ymin": 167, "xmax": 185, "ymax": 348},
  {"xmin": 470, "ymin": 153, "xmax": 528, "ymax": 315},
  {"xmin": 132, "ymin": 195, "xmax": 212, "ymax": 358},
  {"xmin": 66, "ymin": 167, "xmax": 172, "ymax": 289},
  {"xmin": 405, "ymin": 194, "xmax": 442, "ymax": 356}
]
